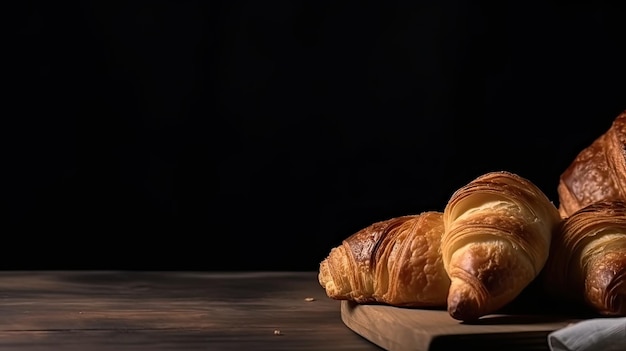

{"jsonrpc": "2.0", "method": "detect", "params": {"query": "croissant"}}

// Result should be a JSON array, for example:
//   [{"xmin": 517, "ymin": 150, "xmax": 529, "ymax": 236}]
[
  {"xmin": 558, "ymin": 110, "xmax": 626, "ymax": 218},
  {"xmin": 318, "ymin": 211, "xmax": 451, "ymax": 307},
  {"xmin": 441, "ymin": 171, "xmax": 562, "ymax": 321},
  {"xmin": 542, "ymin": 200, "xmax": 626, "ymax": 316}
]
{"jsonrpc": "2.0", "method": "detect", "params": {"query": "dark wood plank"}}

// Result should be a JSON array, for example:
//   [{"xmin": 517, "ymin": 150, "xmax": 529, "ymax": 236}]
[{"xmin": 0, "ymin": 271, "xmax": 382, "ymax": 351}]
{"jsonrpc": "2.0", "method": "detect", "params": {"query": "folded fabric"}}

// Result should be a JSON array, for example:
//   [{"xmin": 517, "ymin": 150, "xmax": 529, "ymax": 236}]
[{"xmin": 548, "ymin": 317, "xmax": 626, "ymax": 351}]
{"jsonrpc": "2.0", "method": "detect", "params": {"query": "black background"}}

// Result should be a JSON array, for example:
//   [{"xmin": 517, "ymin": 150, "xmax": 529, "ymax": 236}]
[{"xmin": 6, "ymin": 1, "xmax": 626, "ymax": 271}]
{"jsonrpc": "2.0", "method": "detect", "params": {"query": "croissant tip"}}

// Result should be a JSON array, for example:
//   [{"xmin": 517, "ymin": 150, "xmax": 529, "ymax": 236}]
[{"xmin": 447, "ymin": 291, "xmax": 483, "ymax": 322}]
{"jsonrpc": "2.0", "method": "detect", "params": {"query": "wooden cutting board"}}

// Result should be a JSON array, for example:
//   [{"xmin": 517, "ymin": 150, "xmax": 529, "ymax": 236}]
[{"xmin": 341, "ymin": 301, "xmax": 587, "ymax": 351}]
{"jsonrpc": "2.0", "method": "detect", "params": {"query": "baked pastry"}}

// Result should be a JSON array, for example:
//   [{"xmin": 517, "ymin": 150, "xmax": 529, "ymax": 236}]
[
  {"xmin": 558, "ymin": 110, "xmax": 626, "ymax": 218},
  {"xmin": 441, "ymin": 171, "xmax": 562, "ymax": 321},
  {"xmin": 318, "ymin": 211, "xmax": 450, "ymax": 307},
  {"xmin": 542, "ymin": 200, "xmax": 626, "ymax": 316}
]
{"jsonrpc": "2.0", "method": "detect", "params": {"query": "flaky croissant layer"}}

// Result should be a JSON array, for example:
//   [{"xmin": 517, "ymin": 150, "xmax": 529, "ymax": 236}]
[
  {"xmin": 318, "ymin": 212, "xmax": 451, "ymax": 307},
  {"xmin": 558, "ymin": 110, "xmax": 626, "ymax": 218},
  {"xmin": 442, "ymin": 171, "xmax": 562, "ymax": 321},
  {"xmin": 543, "ymin": 200, "xmax": 626, "ymax": 316}
]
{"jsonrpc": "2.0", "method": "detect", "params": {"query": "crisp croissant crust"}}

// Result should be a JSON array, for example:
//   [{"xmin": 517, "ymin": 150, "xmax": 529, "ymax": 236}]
[
  {"xmin": 318, "ymin": 211, "xmax": 450, "ymax": 307},
  {"xmin": 558, "ymin": 110, "xmax": 626, "ymax": 218},
  {"xmin": 543, "ymin": 200, "xmax": 626, "ymax": 316},
  {"xmin": 442, "ymin": 171, "xmax": 561, "ymax": 321}
]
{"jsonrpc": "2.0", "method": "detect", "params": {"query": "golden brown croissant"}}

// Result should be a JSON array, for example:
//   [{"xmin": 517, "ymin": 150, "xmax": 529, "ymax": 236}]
[
  {"xmin": 542, "ymin": 200, "xmax": 626, "ymax": 316},
  {"xmin": 441, "ymin": 171, "xmax": 562, "ymax": 321},
  {"xmin": 558, "ymin": 110, "xmax": 626, "ymax": 218},
  {"xmin": 318, "ymin": 211, "xmax": 451, "ymax": 307}
]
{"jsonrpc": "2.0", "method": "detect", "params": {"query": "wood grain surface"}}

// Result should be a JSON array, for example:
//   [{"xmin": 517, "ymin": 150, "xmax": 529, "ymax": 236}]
[
  {"xmin": 341, "ymin": 300, "xmax": 587, "ymax": 351},
  {"xmin": 0, "ymin": 271, "xmax": 382, "ymax": 351}
]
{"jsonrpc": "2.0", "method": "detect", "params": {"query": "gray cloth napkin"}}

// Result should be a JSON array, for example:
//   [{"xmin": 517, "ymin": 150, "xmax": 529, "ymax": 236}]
[{"xmin": 548, "ymin": 317, "xmax": 626, "ymax": 351}]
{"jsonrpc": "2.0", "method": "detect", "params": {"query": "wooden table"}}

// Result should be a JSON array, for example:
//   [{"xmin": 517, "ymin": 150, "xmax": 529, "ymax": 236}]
[{"xmin": 0, "ymin": 271, "xmax": 383, "ymax": 351}]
